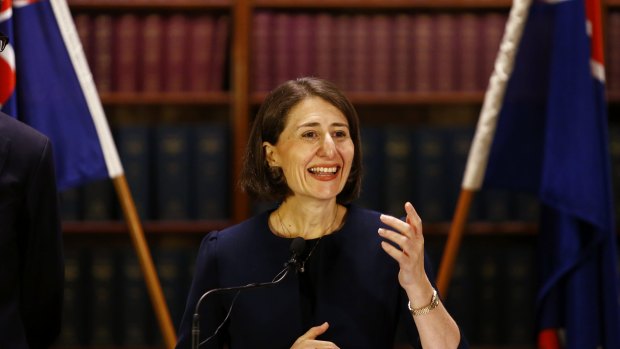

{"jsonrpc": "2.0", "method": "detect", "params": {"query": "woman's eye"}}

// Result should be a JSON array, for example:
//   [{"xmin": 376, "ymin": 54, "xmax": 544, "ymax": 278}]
[
  {"xmin": 333, "ymin": 130, "xmax": 348, "ymax": 138},
  {"xmin": 302, "ymin": 131, "xmax": 318, "ymax": 139}
]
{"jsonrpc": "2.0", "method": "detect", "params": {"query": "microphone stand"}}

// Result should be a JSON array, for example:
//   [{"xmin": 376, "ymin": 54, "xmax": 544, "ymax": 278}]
[{"xmin": 191, "ymin": 238, "xmax": 306, "ymax": 349}]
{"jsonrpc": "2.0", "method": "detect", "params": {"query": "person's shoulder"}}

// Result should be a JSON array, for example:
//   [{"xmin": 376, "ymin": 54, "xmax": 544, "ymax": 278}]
[
  {"xmin": 347, "ymin": 204, "xmax": 383, "ymax": 222},
  {"xmin": 0, "ymin": 112, "xmax": 50, "ymax": 152},
  {"xmin": 201, "ymin": 211, "xmax": 271, "ymax": 247}
]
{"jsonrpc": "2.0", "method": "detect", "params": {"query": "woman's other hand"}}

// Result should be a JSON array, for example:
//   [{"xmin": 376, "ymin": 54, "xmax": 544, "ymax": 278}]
[{"xmin": 291, "ymin": 322, "xmax": 340, "ymax": 349}]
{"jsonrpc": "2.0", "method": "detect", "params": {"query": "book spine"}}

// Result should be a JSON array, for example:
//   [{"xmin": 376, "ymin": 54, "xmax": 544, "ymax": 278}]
[
  {"xmin": 191, "ymin": 122, "xmax": 230, "ymax": 220},
  {"xmin": 315, "ymin": 13, "xmax": 334, "ymax": 82},
  {"xmin": 91, "ymin": 14, "xmax": 113, "ymax": 93},
  {"xmin": 411, "ymin": 14, "xmax": 433, "ymax": 93},
  {"xmin": 432, "ymin": 14, "xmax": 456, "ymax": 92},
  {"xmin": 272, "ymin": 13, "xmax": 292, "ymax": 87},
  {"xmin": 114, "ymin": 14, "xmax": 139, "ymax": 93},
  {"xmin": 350, "ymin": 14, "xmax": 370, "ymax": 92},
  {"xmin": 155, "ymin": 123, "xmax": 191, "ymax": 220},
  {"xmin": 140, "ymin": 14, "xmax": 164, "ymax": 92},
  {"xmin": 208, "ymin": 15, "xmax": 230, "ymax": 91},
  {"xmin": 369, "ymin": 14, "xmax": 392, "ymax": 92},
  {"xmin": 392, "ymin": 14, "xmax": 411, "ymax": 92},
  {"xmin": 456, "ymin": 13, "xmax": 481, "ymax": 92},
  {"xmin": 384, "ymin": 125, "xmax": 414, "ymax": 216},
  {"xmin": 413, "ymin": 127, "xmax": 449, "ymax": 222},
  {"xmin": 82, "ymin": 179, "xmax": 115, "ymax": 221},
  {"xmin": 163, "ymin": 14, "xmax": 188, "ymax": 92},
  {"xmin": 291, "ymin": 13, "xmax": 315, "ymax": 80},
  {"xmin": 252, "ymin": 11, "xmax": 273, "ymax": 92},
  {"xmin": 187, "ymin": 15, "xmax": 214, "ymax": 92},
  {"xmin": 358, "ymin": 126, "xmax": 385, "ymax": 211}
]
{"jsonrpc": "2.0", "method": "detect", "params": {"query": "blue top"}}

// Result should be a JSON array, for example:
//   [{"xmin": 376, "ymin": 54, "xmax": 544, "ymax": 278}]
[{"xmin": 176, "ymin": 205, "xmax": 467, "ymax": 349}]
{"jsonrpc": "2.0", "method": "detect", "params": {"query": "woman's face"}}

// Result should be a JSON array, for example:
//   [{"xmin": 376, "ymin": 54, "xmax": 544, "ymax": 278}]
[{"xmin": 264, "ymin": 97, "xmax": 354, "ymax": 201}]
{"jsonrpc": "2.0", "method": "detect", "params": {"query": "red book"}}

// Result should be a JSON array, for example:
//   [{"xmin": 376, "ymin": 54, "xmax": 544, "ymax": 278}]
[
  {"xmin": 455, "ymin": 13, "xmax": 483, "ymax": 92},
  {"xmin": 272, "ymin": 13, "xmax": 292, "ymax": 88},
  {"xmin": 251, "ymin": 11, "xmax": 272, "ymax": 92},
  {"xmin": 91, "ymin": 14, "xmax": 113, "ymax": 93},
  {"xmin": 163, "ymin": 14, "xmax": 188, "ymax": 92},
  {"xmin": 315, "ymin": 13, "xmax": 334, "ymax": 82},
  {"xmin": 432, "ymin": 14, "xmax": 456, "ymax": 92},
  {"xmin": 73, "ymin": 14, "xmax": 92, "ymax": 70},
  {"xmin": 208, "ymin": 15, "xmax": 230, "ymax": 91},
  {"xmin": 114, "ymin": 14, "xmax": 139, "ymax": 92},
  {"xmin": 291, "ymin": 13, "xmax": 315, "ymax": 80},
  {"xmin": 480, "ymin": 13, "xmax": 507, "ymax": 92},
  {"xmin": 334, "ymin": 14, "xmax": 352, "ymax": 91},
  {"xmin": 411, "ymin": 14, "xmax": 433, "ymax": 93},
  {"xmin": 369, "ymin": 14, "xmax": 392, "ymax": 92},
  {"xmin": 187, "ymin": 15, "xmax": 214, "ymax": 92},
  {"xmin": 139, "ymin": 14, "xmax": 164, "ymax": 92},
  {"xmin": 350, "ymin": 14, "xmax": 370, "ymax": 92},
  {"xmin": 392, "ymin": 14, "xmax": 412, "ymax": 92}
]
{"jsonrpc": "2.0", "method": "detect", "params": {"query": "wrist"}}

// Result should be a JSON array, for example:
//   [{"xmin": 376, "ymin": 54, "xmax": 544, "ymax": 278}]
[{"xmin": 407, "ymin": 288, "xmax": 439, "ymax": 316}]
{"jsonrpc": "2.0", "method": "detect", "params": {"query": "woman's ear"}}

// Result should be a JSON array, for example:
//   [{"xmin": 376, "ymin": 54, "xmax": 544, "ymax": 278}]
[{"xmin": 263, "ymin": 142, "xmax": 279, "ymax": 167}]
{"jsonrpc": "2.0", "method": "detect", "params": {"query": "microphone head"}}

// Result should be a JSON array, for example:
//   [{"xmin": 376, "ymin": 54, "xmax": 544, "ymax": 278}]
[{"xmin": 290, "ymin": 237, "xmax": 306, "ymax": 256}]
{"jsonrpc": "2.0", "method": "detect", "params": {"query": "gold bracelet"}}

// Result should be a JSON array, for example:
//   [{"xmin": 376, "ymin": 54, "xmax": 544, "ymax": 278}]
[{"xmin": 408, "ymin": 288, "xmax": 439, "ymax": 316}]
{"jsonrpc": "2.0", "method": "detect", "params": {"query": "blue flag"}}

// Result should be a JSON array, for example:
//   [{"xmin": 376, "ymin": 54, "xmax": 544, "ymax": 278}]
[
  {"xmin": 483, "ymin": 0, "xmax": 620, "ymax": 347},
  {"xmin": 0, "ymin": 0, "xmax": 122, "ymax": 190}
]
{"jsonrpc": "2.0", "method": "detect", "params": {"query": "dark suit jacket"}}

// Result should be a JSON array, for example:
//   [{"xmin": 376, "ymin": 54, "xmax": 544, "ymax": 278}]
[{"xmin": 0, "ymin": 111, "xmax": 63, "ymax": 348}]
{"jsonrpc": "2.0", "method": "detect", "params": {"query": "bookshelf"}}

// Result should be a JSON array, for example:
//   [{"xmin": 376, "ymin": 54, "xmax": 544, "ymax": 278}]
[{"xmin": 61, "ymin": 0, "xmax": 620, "ymax": 348}]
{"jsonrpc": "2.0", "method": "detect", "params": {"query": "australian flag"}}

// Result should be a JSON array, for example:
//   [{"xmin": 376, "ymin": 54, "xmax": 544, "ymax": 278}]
[
  {"xmin": 0, "ymin": 0, "xmax": 122, "ymax": 190},
  {"xmin": 482, "ymin": 0, "xmax": 620, "ymax": 347}
]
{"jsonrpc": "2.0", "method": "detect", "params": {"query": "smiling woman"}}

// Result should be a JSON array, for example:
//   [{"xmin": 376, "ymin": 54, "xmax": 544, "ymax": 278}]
[{"xmin": 175, "ymin": 77, "xmax": 468, "ymax": 349}]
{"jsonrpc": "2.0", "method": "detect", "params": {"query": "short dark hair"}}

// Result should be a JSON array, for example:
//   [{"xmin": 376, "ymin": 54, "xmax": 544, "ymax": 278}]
[{"xmin": 239, "ymin": 77, "xmax": 363, "ymax": 203}]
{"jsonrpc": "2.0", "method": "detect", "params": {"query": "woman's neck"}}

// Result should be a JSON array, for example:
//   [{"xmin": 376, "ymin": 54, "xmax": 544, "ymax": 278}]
[{"xmin": 273, "ymin": 199, "xmax": 342, "ymax": 239}]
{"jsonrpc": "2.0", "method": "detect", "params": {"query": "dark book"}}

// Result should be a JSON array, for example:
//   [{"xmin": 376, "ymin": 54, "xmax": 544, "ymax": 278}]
[
  {"xmin": 155, "ymin": 124, "xmax": 191, "ymax": 220},
  {"xmin": 120, "ymin": 247, "xmax": 151, "ymax": 346},
  {"xmin": 73, "ymin": 14, "xmax": 92, "ymax": 70},
  {"xmin": 292, "ymin": 13, "xmax": 315, "ymax": 80},
  {"xmin": 82, "ymin": 178, "xmax": 115, "ymax": 221},
  {"xmin": 456, "ymin": 13, "xmax": 484, "ymax": 92},
  {"xmin": 191, "ymin": 122, "xmax": 230, "ymax": 220},
  {"xmin": 358, "ymin": 126, "xmax": 385, "ymax": 211},
  {"xmin": 413, "ymin": 127, "xmax": 449, "ymax": 222},
  {"xmin": 59, "ymin": 187, "xmax": 82, "ymax": 221},
  {"xmin": 384, "ymin": 125, "xmax": 415, "ymax": 217},
  {"xmin": 445, "ymin": 127, "xmax": 482, "ymax": 221},
  {"xmin": 501, "ymin": 243, "xmax": 536, "ymax": 345},
  {"xmin": 432, "ymin": 14, "xmax": 456, "ymax": 92},
  {"xmin": 58, "ymin": 246, "xmax": 89, "ymax": 346},
  {"xmin": 350, "ymin": 14, "xmax": 370, "ymax": 92},
  {"xmin": 369, "ymin": 14, "xmax": 392, "ymax": 92},
  {"xmin": 480, "ymin": 188, "xmax": 515, "ymax": 222},
  {"xmin": 89, "ymin": 247, "xmax": 122, "ymax": 345},
  {"xmin": 272, "ymin": 13, "xmax": 293, "ymax": 87},
  {"xmin": 115, "ymin": 122, "xmax": 152, "ymax": 220},
  {"xmin": 443, "ymin": 246, "xmax": 475, "ymax": 342},
  {"xmin": 472, "ymin": 243, "xmax": 502, "ymax": 345}
]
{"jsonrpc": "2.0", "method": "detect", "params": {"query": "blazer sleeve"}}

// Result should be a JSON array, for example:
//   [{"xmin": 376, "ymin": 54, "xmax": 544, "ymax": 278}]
[
  {"xmin": 176, "ymin": 231, "xmax": 229, "ymax": 349},
  {"xmin": 19, "ymin": 138, "xmax": 64, "ymax": 348}
]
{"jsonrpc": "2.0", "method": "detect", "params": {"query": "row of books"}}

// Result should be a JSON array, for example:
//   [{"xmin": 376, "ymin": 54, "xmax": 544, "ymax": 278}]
[
  {"xmin": 59, "ymin": 242, "xmax": 197, "ymax": 346},
  {"xmin": 59, "ymin": 121, "xmax": 541, "ymax": 222},
  {"xmin": 57, "ymin": 238, "xmax": 537, "ymax": 347},
  {"xmin": 357, "ymin": 125, "xmax": 540, "ymax": 222},
  {"xmin": 73, "ymin": 13, "xmax": 230, "ymax": 93},
  {"xmin": 61, "ymin": 120, "xmax": 231, "ymax": 221},
  {"xmin": 252, "ymin": 11, "xmax": 506, "ymax": 93}
]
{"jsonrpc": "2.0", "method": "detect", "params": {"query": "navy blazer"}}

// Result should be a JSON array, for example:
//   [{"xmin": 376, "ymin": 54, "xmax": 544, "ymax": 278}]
[{"xmin": 0, "ymin": 112, "xmax": 63, "ymax": 348}]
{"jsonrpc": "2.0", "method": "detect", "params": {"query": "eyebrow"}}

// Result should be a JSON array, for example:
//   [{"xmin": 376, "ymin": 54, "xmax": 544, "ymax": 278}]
[{"xmin": 297, "ymin": 122, "xmax": 350, "ymax": 129}]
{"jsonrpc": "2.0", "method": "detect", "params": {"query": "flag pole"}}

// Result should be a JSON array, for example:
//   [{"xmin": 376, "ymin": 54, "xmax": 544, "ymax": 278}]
[
  {"xmin": 436, "ymin": 0, "xmax": 533, "ymax": 297},
  {"xmin": 113, "ymin": 175, "xmax": 178, "ymax": 348}
]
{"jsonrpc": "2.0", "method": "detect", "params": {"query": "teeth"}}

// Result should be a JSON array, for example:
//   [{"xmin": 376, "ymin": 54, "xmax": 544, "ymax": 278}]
[{"xmin": 309, "ymin": 167, "xmax": 338, "ymax": 174}]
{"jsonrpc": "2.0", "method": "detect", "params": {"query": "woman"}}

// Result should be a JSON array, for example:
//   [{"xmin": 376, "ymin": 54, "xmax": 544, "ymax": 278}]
[{"xmin": 176, "ymin": 77, "xmax": 466, "ymax": 348}]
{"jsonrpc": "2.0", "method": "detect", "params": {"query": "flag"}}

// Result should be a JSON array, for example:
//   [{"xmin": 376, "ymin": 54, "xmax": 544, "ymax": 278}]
[
  {"xmin": 468, "ymin": 0, "xmax": 620, "ymax": 347},
  {"xmin": 0, "ymin": 0, "xmax": 122, "ymax": 190}
]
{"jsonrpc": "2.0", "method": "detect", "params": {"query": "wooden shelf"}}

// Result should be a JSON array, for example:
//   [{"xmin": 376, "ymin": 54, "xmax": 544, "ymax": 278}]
[
  {"xmin": 62, "ymin": 220, "xmax": 231, "ymax": 235},
  {"xmin": 253, "ymin": 0, "xmax": 513, "ymax": 10},
  {"xmin": 68, "ymin": 0, "xmax": 231, "ymax": 10},
  {"xmin": 99, "ymin": 92, "xmax": 231, "ymax": 106}
]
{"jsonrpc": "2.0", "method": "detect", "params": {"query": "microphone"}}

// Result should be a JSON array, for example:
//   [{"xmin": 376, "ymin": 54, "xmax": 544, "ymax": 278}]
[{"xmin": 191, "ymin": 238, "xmax": 306, "ymax": 349}]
